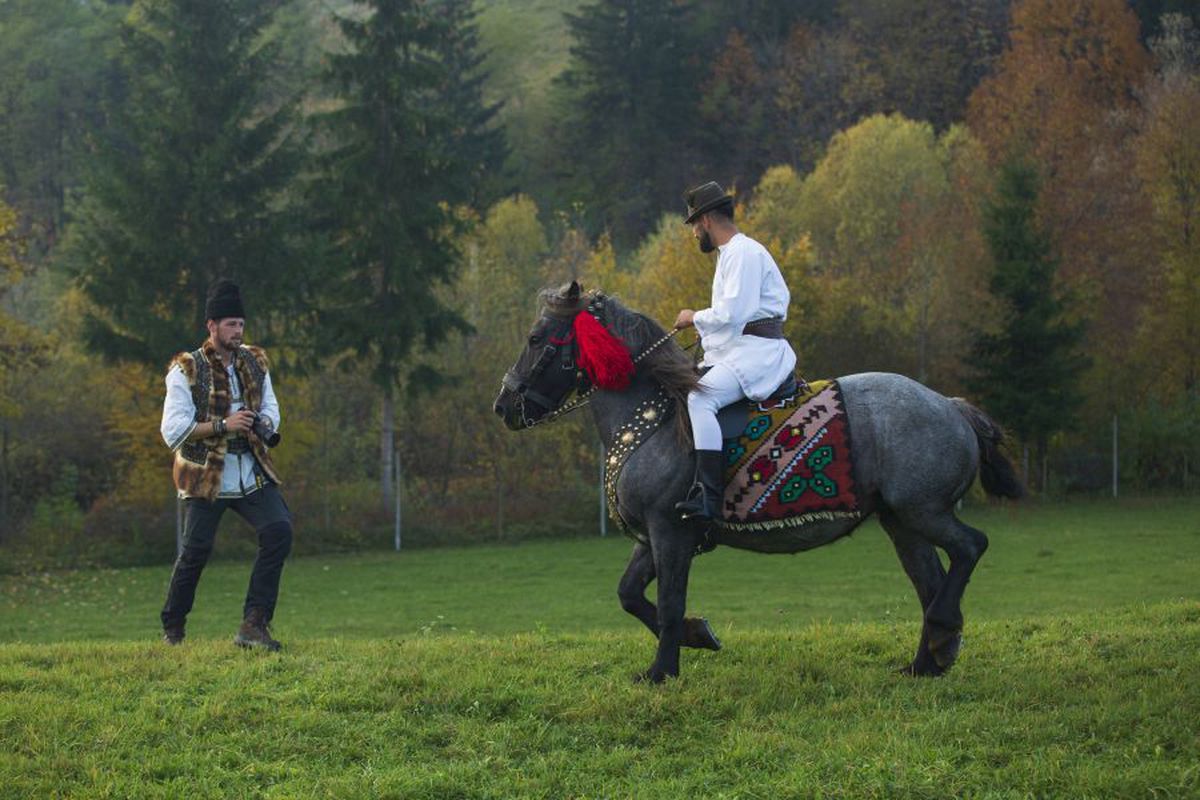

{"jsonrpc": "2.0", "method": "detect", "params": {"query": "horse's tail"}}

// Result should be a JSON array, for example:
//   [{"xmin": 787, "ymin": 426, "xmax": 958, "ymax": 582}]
[{"xmin": 951, "ymin": 398, "xmax": 1025, "ymax": 499}]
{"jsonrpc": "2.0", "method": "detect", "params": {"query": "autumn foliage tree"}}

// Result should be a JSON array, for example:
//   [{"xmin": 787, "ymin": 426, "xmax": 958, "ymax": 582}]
[
  {"xmin": 967, "ymin": 0, "xmax": 1153, "ymax": 408},
  {"xmin": 796, "ymin": 114, "xmax": 992, "ymax": 387},
  {"xmin": 0, "ymin": 195, "xmax": 46, "ymax": 535},
  {"xmin": 1135, "ymin": 15, "xmax": 1200, "ymax": 397}
]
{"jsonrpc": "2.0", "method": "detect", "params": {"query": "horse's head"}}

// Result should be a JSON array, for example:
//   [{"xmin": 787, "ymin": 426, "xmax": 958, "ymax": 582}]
[{"xmin": 494, "ymin": 280, "xmax": 635, "ymax": 430}]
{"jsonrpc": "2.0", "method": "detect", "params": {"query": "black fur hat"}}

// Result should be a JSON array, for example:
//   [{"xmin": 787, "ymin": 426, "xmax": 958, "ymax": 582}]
[{"xmin": 205, "ymin": 279, "xmax": 245, "ymax": 321}]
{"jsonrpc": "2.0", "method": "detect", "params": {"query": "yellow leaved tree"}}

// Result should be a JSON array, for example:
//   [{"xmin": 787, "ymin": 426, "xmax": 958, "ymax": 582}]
[
  {"xmin": 1135, "ymin": 18, "xmax": 1200, "ymax": 398},
  {"xmin": 0, "ymin": 194, "xmax": 49, "ymax": 537},
  {"xmin": 795, "ymin": 115, "xmax": 992, "ymax": 388}
]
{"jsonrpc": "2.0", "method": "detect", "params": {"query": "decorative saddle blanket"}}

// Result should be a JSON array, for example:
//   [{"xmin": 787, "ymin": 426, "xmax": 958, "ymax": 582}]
[{"xmin": 716, "ymin": 379, "xmax": 862, "ymax": 531}]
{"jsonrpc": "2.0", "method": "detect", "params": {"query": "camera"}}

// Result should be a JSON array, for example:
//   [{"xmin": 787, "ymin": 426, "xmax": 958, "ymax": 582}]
[{"xmin": 251, "ymin": 412, "xmax": 281, "ymax": 448}]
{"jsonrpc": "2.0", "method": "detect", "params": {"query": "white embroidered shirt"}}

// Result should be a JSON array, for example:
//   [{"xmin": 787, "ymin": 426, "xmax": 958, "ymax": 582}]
[{"xmin": 692, "ymin": 232, "xmax": 797, "ymax": 400}]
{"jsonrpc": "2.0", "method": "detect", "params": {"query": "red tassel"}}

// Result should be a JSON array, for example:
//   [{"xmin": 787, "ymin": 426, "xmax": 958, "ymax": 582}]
[{"xmin": 573, "ymin": 311, "xmax": 634, "ymax": 390}]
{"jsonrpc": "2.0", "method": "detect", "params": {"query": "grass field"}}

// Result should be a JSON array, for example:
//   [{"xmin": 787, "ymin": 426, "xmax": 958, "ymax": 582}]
[{"xmin": 2, "ymin": 498, "xmax": 1199, "ymax": 797}]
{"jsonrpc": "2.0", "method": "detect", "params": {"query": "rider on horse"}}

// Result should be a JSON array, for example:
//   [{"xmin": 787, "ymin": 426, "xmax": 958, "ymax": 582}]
[{"xmin": 673, "ymin": 181, "xmax": 798, "ymax": 522}]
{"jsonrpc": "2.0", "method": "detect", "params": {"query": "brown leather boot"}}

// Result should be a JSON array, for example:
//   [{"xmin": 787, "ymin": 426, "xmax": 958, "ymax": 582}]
[
  {"xmin": 234, "ymin": 607, "xmax": 281, "ymax": 652},
  {"xmin": 162, "ymin": 621, "xmax": 185, "ymax": 645}
]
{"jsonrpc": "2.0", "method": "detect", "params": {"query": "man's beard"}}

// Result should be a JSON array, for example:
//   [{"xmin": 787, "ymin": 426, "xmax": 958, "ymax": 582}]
[
  {"xmin": 217, "ymin": 332, "xmax": 242, "ymax": 352},
  {"xmin": 697, "ymin": 229, "xmax": 715, "ymax": 254}
]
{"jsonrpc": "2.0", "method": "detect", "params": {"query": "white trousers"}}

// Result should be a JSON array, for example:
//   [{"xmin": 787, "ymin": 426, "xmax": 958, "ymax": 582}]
[{"xmin": 687, "ymin": 364, "xmax": 745, "ymax": 451}]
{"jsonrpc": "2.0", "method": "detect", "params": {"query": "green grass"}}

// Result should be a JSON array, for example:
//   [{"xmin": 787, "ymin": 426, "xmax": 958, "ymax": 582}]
[{"xmin": 2, "ymin": 498, "xmax": 1199, "ymax": 797}]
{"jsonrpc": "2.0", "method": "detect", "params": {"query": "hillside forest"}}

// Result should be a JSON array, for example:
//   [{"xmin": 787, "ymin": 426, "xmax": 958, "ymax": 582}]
[{"xmin": 0, "ymin": 0, "xmax": 1198, "ymax": 568}]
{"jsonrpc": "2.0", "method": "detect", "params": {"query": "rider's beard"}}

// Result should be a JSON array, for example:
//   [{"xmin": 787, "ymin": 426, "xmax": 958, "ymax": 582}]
[{"xmin": 697, "ymin": 229, "xmax": 715, "ymax": 254}]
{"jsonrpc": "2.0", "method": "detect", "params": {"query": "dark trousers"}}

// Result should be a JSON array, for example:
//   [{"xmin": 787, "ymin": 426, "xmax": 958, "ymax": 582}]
[{"xmin": 161, "ymin": 483, "xmax": 292, "ymax": 628}]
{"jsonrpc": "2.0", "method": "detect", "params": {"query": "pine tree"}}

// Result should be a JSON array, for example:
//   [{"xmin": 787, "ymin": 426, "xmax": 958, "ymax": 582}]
[
  {"xmin": 434, "ymin": 0, "xmax": 507, "ymax": 207},
  {"xmin": 63, "ymin": 0, "xmax": 303, "ymax": 366},
  {"xmin": 0, "ymin": 0, "xmax": 120, "ymax": 253},
  {"xmin": 555, "ymin": 0, "xmax": 699, "ymax": 249},
  {"xmin": 968, "ymin": 160, "xmax": 1089, "ymax": 488},
  {"xmin": 311, "ymin": 0, "xmax": 501, "ymax": 507}
]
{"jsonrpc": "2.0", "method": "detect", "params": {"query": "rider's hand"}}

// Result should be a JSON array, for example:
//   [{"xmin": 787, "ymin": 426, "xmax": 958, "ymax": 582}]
[
  {"xmin": 224, "ymin": 410, "xmax": 256, "ymax": 435},
  {"xmin": 674, "ymin": 309, "xmax": 695, "ymax": 329}
]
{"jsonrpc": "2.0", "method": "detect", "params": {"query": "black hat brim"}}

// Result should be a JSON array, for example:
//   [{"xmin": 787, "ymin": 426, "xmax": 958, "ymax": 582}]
[{"xmin": 683, "ymin": 194, "xmax": 734, "ymax": 224}]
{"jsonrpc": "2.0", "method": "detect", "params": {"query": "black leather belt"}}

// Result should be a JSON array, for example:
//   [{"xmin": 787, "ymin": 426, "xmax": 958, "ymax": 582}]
[{"xmin": 742, "ymin": 318, "xmax": 785, "ymax": 339}]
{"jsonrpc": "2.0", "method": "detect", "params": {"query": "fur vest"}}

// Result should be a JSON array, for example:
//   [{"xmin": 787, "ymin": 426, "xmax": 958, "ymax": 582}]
[{"xmin": 169, "ymin": 340, "xmax": 281, "ymax": 501}]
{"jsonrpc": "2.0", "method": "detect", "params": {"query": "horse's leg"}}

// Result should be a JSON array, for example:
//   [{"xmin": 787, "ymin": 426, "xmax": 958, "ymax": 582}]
[
  {"xmin": 901, "ymin": 508, "xmax": 989, "ymax": 671},
  {"xmin": 636, "ymin": 529, "xmax": 695, "ymax": 682},
  {"xmin": 618, "ymin": 543, "xmax": 659, "ymax": 635},
  {"xmin": 879, "ymin": 508, "xmax": 949, "ymax": 676},
  {"xmin": 618, "ymin": 543, "xmax": 721, "ymax": 651}
]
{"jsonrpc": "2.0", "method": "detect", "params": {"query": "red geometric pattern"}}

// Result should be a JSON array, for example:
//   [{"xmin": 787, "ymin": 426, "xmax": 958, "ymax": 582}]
[{"xmin": 719, "ymin": 380, "xmax": 862, "ymax": 530}]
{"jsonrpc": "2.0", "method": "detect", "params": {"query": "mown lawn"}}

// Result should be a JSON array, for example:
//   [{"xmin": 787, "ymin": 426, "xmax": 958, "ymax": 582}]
[{"xmin": 1, "ymin": 498, "xmax": 1198, "ymax": 797}]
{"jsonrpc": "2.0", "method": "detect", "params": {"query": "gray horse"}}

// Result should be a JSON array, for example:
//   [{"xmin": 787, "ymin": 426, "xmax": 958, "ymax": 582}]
[{"xmin": 494, "ymin": 282, "xmax": 1023, "ymax": 683}]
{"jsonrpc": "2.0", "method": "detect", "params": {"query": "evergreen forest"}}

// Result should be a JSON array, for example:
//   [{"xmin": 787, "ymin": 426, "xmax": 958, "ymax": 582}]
[{"xmin": 1, "ymin": 0, "xmax": 1198, "ymax": 568}]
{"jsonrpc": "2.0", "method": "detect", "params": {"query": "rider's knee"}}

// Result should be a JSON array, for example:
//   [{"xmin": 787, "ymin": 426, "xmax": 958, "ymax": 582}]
[{"xmin": 687, "ymin": 391, "xmax": 720, "ymax": 417}]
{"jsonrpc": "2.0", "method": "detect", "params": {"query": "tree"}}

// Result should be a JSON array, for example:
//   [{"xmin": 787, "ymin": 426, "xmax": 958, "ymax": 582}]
[
  {"xmin": 1131, "ymin": 0, "xmax": 1200, "ymax": 44},
  {"xmin": 966, "ymin": 0, "xmax": 1154, "ymax": 418},
  {"xmin": 695, "ymin": 29, "xmax": 768, "ymax": 190},
  {"xmin": 968, "ymin": 160, "xmax": 1089, "ymax": 489},
  {"xmin": 63, "ymin": 0, "xmax": 304, "ymax": 366},
  {"xmin": 397, "ymin": 197, "xmax": 604, "ymax": 539},
  {"xmin": 841, "ymin": 0, "xmax": 1010, "ymax": 131},
  {"xmin": 796, "ymin": 114, "xmax": 991, "ymax": 386},
  {"xmin": 1134, "ymin": 14, "xmax": 1200, "ymax": 439},
  {"xmin": 618, "ymin": 210, "xmax": 713, "ymax": 333},
  {"xmin": 0, "ymin": 193, "xmax": 48, "ymax": 536},
  {"xmin": 554, "ymin": 0, "xmax": 700, "ymax": 249},
  {"xmin": 772, "ymin": 23, "xmax": 884, "ymax": 171},
  {"xmin": 0, "ymin": 0, "xmax": 120, "ymax": 253},
  {"xmin": 312, "ymin": 0, "xmax": 499, "ymax": 508},
  {"xmin": 434, "ymin": 0, "xmax": 507, "ymax": 208},
  {"xmin": 967, "ymin": 0, "xmax": 1150, "ymax": 169}
]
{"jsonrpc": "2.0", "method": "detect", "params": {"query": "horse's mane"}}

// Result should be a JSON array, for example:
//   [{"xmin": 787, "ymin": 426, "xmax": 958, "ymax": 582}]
[{"xmin": 540, "ymin": 285, "xmax": 699, "ymax": 440}]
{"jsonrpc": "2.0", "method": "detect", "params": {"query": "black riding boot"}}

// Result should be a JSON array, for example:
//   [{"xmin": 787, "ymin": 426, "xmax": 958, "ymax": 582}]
[{"xmin": 674, "ymin": 449, "xmax": 725, "ymax": 521}]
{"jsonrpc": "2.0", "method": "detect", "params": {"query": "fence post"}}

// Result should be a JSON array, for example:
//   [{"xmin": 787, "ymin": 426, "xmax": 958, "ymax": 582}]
[
  {"xmin": 1112, "ymin": 413, "xmax": 1119, "ymax": 499},
  {"xmin": 393, "ymin": 449, "xmax": 402, "ymax": 552}
]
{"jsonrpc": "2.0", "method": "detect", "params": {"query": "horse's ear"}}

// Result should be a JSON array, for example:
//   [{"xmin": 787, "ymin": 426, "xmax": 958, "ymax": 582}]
[{"xmin": 566, "ymin": 280, "xmax": 581, "ymax": 302}]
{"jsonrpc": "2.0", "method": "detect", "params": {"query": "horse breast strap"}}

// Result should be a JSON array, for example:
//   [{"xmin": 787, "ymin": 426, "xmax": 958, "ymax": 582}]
[{"xmin": 604, "ymin": 388, "xmax": 674, "ymax": 544}]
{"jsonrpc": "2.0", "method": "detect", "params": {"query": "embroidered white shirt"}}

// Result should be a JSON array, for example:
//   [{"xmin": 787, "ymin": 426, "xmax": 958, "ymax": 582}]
[
  {"xmin": 160, "ymin": 359, "xmax": 281, "ymax": 498},
  {"xmin": 692, "ymin": 232, "xmax": 797, "ymax": 401}
]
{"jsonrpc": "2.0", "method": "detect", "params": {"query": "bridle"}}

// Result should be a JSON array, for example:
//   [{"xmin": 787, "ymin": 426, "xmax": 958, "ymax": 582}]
[
  {"xmin": 500, "ymin": 329, "xmax": 574, "ymax": 417},
  {"xmin": 501, "ymin": 296, "xmax": 684, "ymax": 429}
]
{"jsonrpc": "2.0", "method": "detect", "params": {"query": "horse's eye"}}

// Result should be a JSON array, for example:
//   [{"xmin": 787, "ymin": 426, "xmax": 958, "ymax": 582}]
[{"xmin": 529, "ymin": 333, "xmax": 543, "ymax": 345}]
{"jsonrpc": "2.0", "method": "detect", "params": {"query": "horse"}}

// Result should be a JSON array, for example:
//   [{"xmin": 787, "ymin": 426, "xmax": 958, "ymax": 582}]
[{"xmin": 494, "ymin": 281, "xmax": 1023, "ymax": 683}]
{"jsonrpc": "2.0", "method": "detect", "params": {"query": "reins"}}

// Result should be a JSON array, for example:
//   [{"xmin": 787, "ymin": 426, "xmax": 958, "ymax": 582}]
[{"xmin": 517, "ymin": 326, "xmax": 689, "ymax": 429}]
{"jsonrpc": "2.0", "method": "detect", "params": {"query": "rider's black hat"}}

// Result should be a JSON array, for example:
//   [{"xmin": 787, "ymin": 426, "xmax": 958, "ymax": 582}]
[{"xmin": 683, "ymin": 181, "xmax": 734, "ymax": 224}]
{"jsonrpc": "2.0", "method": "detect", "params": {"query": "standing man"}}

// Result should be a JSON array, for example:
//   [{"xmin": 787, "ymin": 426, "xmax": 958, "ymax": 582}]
[
  {"xmin": 159, "ymin": 279, "xmax": 291, "ymax": 650},
  {"xmin": 674, "ymin": 181, "xmax": 797, "ymax": 521}
]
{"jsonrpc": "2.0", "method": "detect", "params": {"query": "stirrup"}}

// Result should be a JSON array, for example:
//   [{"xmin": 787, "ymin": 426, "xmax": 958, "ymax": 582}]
[{"xmin": 675, "ymin": 482, "xmax": 716, "ymax": 521}]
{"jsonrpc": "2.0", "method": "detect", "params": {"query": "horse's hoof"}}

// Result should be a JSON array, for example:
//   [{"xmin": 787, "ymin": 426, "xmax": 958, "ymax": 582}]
[
  {"xmin": 683, "ymin": 617, "xmax": 722, "ymax": 651},
  {"xmin": 928, "ymin": 629, "xmax": 962, "ymax": 670},
  {"xmin": 900, "ymin": 657, "xmax": 946, "ymax": 678},
  {"xmin": 633, "ymin": 667, "xmax": 674, "ymax": 684}
]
